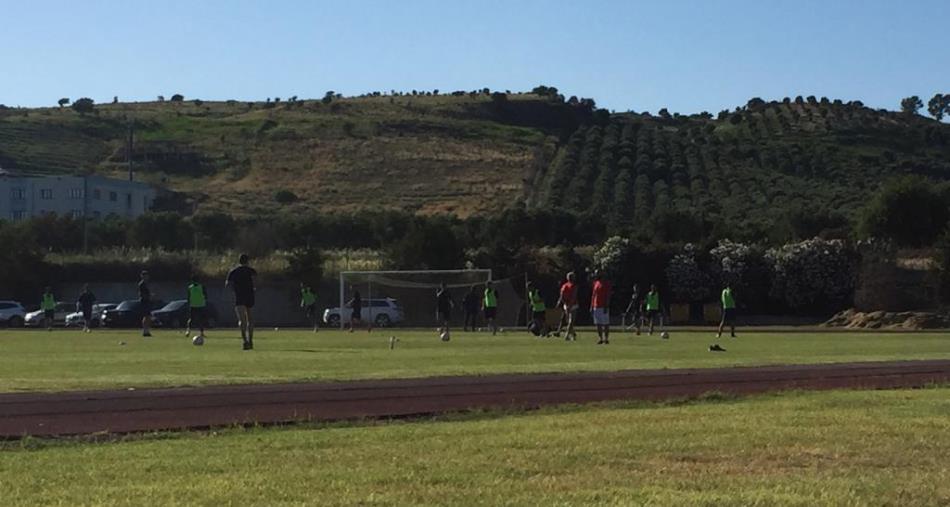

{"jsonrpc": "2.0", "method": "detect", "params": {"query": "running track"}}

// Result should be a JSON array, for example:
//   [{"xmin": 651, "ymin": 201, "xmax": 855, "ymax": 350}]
[{"xmin": 2, "ymin": 360, "xmax": 949, "ymax": 438}]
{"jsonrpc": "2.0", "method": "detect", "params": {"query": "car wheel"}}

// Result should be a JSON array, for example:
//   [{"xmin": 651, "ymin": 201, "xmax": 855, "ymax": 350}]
[
  {"xmin": 8, "ymin": 316, "xmax": 24, "ymax": 328},
  {"xmin": 375, "ymin": 314, "xmax": 391, "ymax": 328},
  {"xmin": 327, "ymin": 315, "xmax": 340, "ymax": 328}
]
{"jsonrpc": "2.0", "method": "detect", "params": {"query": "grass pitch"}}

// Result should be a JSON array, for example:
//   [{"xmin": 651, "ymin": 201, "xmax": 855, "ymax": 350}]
[
  {"xmin": 1, "ymin": 327, "xmax": 949, "ymax": 392},
  {"xmin": 2, "ymin": 387, "xmax": 949, "ymax": 505}
]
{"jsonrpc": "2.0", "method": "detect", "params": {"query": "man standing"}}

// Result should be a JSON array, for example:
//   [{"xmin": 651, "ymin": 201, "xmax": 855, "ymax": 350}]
[
  {"xmin": 462, "ymin": 285, "xmax": 479, "ymax": 332},
  {"xmin": 40, "ymin": 287, "xmax": 56, "ymax": 331},
  {"xmin": 186, "ymin": 275, "xmax": 209, "ymax": 339},
  {"xmin": 77, "ymin": 284, "xmax": 96, "ymax": 333},
  {"xmin": 300, "ymin": 283, "xmax": 318, "ymax": 332},
  {"xmin": 717, "ymin": 284, "xmax": 737, "ymax": 339},
  {"xmin": 482, "ymin": 281, "xmax": 499, "ymax": 335},
  {"xmin": 347, "ymin": 287, "xmax": 366, "ymax": 332},
  {"xmin": 138, "ymin": 271, "xmax": 153, "ymax": 337},
  {"xmin": 624, "ymin": 283, "xmax": 642, "ymax": 335},
  {"xmin": 644, "ymin": 284, "xmax": 661, "ymax": 336},
  {"xmin": 555, "ymin": 272, "xmax": 578, "ymax": 341},
  {"xmin": 436, "ymin": 282, "xmax": 453, "ymax": 340},
  {"xmin": 226, "ymin": 254, "xmax": 257, "ymax": 350},
  {"xmin": 590, "ymin": 270, "xmax": 611, "ymax": 345},
  {"xmin": 526, "ymin": 281, "xmax": 548, "ymax": 337}
]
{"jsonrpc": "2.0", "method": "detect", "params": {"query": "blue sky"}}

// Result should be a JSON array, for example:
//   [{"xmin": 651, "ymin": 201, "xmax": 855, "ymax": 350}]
[{"xmin": 2, "ymin": 0, "xmax": 948, "ymax": 114}]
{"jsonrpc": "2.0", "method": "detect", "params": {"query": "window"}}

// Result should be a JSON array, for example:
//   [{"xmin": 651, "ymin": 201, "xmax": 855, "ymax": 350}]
[
  {"xmin": 109, "ymin": 191, "xmax": 117, "ymax": 202},
  {"xmin": 93, "ymin": 189, "xmax": 102, "ymax": 200},
  {"xmin": 126, "ymin": 193, "xmax": 132, "ymax": 209},
  {"xmin": 40, "ymin": 189, "xmax": 53, "ymax": 199},
  {"xmin": 10, "ymin": 188, "xmax": 25, "ymax": 199},
  {"xmin": 68, "ymin": 188, "xmax": 83, "ymax": 199},
  {"xmin": 70, "ymin": 210, "xmax": 83, "ymax": 219},
  {"xmin": 11, "ymin": 211, "xmax": 27, "ymax": 220}
]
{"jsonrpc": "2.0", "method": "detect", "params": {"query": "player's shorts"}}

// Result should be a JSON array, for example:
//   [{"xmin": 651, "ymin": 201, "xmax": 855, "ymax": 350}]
[
  {"xmin": 305, "ymin": 304, "xmax": 316, "ymax": 318},
  {"xmin": 592, "ymin": 308, "xmax": 610, "ymax": 326},
  {"xmin": 563, "ymin": 303, "xmax": 578, "ymax": 313},
  {"xmin": 235, "ymin": 292, "xmax": 255, "ymax": 309},
  {"xmin": 44, "ymin": 309, "xmax": 55, "ymax": 320},
  {"xmin": 82, "ymin": 309, "xmax": 93, "ymax": 321},
  {"xmin": 438, "ymin": 310, "xmax": 451, "ymax": 323},
  {"xmin": 139, "ymin": 300, "xmax": 152, "ymax": 313},
  {"xmin": 646, "ymin": 309, "xmax": 659, "ymax": 320},
  {"xmin": 351, "ymin": 308, "xmax": 362, "ymax": 320},
  {"xmin": 484, "ymin": 307, "xmax": 497, "ymax": 319},
  {"xmin": 532, "ymin": 310, "xmax": 546, "ymax": 321},
  {"xmin": 189, "ymin": 306, "xmax": 207, "ymax": 326},
  {"xmin": 722, "ymin": 308, "xmax": 736, "ymax": 323}
]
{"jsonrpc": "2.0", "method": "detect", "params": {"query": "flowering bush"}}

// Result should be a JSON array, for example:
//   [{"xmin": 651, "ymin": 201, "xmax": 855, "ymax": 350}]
[
  {"xmin": 766, "ymin": 238, "xmax": 856, "ymax": 310},
  {"xmin": 591, "ymin": 236, "xmax": 632, "ymax": 279},
  {"xmin": 665, "ymin": 243, "xmax": 711, "ymax": 302},
  {"xmin": 709, "ymin": 240, "xmax": 772, "ymax": 309}
]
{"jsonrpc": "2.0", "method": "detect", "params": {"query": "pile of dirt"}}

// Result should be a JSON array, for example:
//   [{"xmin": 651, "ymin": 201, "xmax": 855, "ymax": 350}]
[{"xmin": 823, "ymin": 308, "xmax": 950, "ymax": 330}]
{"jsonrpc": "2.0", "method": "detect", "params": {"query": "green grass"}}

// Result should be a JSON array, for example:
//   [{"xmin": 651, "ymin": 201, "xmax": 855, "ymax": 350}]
[
  {"xmin": 2, "ymin": 387, "xmax": 950, "ymax": 505},
  {"xmin": 1, "ymin": 328, "xmax": 949, "ymax": 392}
]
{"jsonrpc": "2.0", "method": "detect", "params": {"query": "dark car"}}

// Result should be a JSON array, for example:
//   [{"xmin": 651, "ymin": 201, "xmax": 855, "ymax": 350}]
[
  {"xmin": 151, "ymin": 300, "xmax": 218, "ymax": 329},
  {"xmin": 102, "ymin": 299, "xmax": 165, "ymax": 328}
]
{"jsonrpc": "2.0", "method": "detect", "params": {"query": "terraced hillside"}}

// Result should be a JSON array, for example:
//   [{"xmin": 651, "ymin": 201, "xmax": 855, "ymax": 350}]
[{"xmin": 1, "ymin": 94, "xmax": 949, "ymax": 225}]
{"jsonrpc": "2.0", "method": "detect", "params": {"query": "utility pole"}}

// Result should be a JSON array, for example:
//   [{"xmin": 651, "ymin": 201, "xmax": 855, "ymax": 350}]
[{"xmin": 127, "ymin": 119, "xmax": 134, "ymax": 182}]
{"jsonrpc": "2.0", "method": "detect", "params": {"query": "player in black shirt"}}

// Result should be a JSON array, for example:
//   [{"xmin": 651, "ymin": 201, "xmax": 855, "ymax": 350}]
[
  {"xmin": 77, "ymin": 284, "xmax": 97, "ymax": 333},
  {"xmin": 347, "ymin": 287, "xmax": 365, "ymax": 332},
  {"xmin": 139, "ymin": 271, "xmax": 152, "ymax": 337},
  {"xmin": 226, "ymin": 254, "xmax": 257, "ymax": 350},
  {"xmin": 462, "ymin": 285, "xmax": 479, "ymax": 332},
  {"xmin": 436, "ymin": 282, "xmax": 454, "ymax": 340}
]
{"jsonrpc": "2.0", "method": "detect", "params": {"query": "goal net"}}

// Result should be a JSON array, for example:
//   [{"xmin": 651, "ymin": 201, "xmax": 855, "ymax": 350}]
[{"xmin": 337, "ymin": 270, "xmax": 525, "ymax": 329}]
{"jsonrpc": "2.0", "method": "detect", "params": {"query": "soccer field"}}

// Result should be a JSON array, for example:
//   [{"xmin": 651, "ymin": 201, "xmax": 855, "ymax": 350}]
[
  {"xmin": 1, "ymin": 327, "xmax": 949, "ymax": 392},
  {"xmin": 2, "ymin": 387, "xmax": 949, "ymax": 506}
]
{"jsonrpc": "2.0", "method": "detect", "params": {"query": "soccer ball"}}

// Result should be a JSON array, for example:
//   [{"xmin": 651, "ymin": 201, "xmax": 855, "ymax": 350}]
[
  {"xmin": 192, "ymin": 335, "xmax": 205, "ymax": 346},
  {"xmin": 440, "ymin": 330, "xmax": 451, "ymax": 342},
  {"xmin": 660, "ymin": 331, "xmax": 670, "ymax": 340}
]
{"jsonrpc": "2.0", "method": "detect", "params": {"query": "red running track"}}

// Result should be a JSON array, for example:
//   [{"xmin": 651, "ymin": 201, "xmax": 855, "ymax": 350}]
[{"xmin": 2, "ymin": 360, "xmax": 949, "ymax": 438}]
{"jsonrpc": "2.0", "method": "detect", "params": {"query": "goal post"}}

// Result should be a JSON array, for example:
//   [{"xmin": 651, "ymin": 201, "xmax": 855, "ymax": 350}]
[{"xmin": 338, "ymin": 269, "xmax": 529, "ymax": 329}]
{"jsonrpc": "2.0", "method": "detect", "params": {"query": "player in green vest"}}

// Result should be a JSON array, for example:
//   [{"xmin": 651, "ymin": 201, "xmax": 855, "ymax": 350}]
[
  {"xmin": 300, "ymin": 283, "xmax": 318, "ymax": 332},
  {"xmin": 717, "ymin": 284, "xmax": 737, "ymax": 339},
  {"xmin": 40, "ymin": 287, "xmax": 56, "ymax": 331},
  {"xmin": 482, "ymin": 281, "xmax": 499, "ymax": 335},
  {"xmin": 526, "ymin": 281, "xmax": 548, "ymax": 337},
  {"xmin": 644, "ymin": 284, "xmax": 661, "ymax": 336},
  {"xmin": 186, "ymin": 275, "xmax": 209, "ymax": 338}
]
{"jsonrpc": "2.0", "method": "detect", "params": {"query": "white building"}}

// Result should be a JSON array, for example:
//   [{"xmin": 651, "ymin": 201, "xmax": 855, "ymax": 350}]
[{"xmin": 0, "ymin": 172, "xmax": 156, "ymax": 221}]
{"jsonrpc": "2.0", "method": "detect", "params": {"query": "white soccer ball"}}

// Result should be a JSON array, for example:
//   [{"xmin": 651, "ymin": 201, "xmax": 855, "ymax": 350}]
[
  {"xmin": 274, "ymin": 327, "xmax": 279, "ymax": 332},
  {"xmin": 192, "ymin": 335, "xmax": 205, "ymax": 346},
  {"xmin": 440, "ymin": 330, "xmax": 451, "ymax": 342},
  {"xmin": 661, "ymin": 331, "xmax": 670, "ymax": 340}
]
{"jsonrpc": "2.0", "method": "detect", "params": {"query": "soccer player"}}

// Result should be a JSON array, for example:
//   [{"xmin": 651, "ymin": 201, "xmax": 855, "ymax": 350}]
[
  {"xmin": 482, "ymin": 281, "xmax": 499, "ymax": 335},
  {"xmin": 347, "ymin": 287, "xmax": 365, "ymax": 332},
  {"xmin": 40, "ymin": 287, "xmax": 56, "ymax": 331},
  {"xmin": 717, "ymin": 284, "xmax": 737, "ymax": 339},
  {"xmin": 590, "ymin": 270, "xmax": 611, "ymax": 344},
  {"xmin": 526, "ymin": 281, "xmax": 548, "ymax": 337},
  {"xmin": 300, "ymin": 283, "xmax": 318, "ymax": 332},
  {"xmin": 77, "ymin": 284, "xmax": 96, "ymax": 333},
  {"xmin": 462, "ymin": 285, "xmax": 479, "ymax": 332},
  {"xmin": 226, "ymin": 254, "xmax": 257, "ymax": 350},
  {"xmin": 186, "ymin": 275, "xmax": 209, "ymax": 339},
  {"xmin": 644, "ymin": 284, "xmax": 661, "ymax": 336},
  {"xmin": 436, "ymin": 282, "xmax": 453, "ymax": 339},
  {"xmin": 555, "ymin": 272, "xmax": 578, "ymax": 341},
  {"xmin": 138, "ymin": 271, "xmax": 153, "ymax": 337},
  {"xmin": 624, "ymin": 283, "xmax": 642, "ymax": 334}
]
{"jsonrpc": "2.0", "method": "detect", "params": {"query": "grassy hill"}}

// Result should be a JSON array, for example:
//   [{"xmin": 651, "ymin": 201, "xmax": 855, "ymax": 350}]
[{"xmin": 2, "ymin": 93, "xmax": 949, "ymax": 230}]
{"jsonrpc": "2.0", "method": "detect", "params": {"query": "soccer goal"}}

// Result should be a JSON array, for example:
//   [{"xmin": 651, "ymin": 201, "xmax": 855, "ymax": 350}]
[{"xmin": 337, "ymin": 269, "xmax": 524, "ymax": 329}]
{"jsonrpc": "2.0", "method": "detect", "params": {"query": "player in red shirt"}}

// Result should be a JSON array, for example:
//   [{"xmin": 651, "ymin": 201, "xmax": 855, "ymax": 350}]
[
  {"xmin": 555, "ymin": 271, "xmax": 578, "ymax": 341},
  {"xmin": 590, "ymin": 269, "xmax": 612, "ymax": 344}
]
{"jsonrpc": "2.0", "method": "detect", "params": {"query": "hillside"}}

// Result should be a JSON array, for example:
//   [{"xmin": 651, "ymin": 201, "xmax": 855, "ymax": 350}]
[{"xmin": 1, "ymin": 93, "xmax": 949, "ymax": 229}]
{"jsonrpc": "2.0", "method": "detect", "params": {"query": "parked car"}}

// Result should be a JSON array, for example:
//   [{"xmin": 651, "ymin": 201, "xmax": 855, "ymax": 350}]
[
  {"xmin": 323, "ymin": 298, "xmax": 405, "ymax": 328},
  {"xmin": 0, "ymin": 301, "xmax": 26, "ymax": 328},
  {"xmin": 24, "ymin": 302, "xmax": 75, "ymax": 327},
  {"xmin": 151, "ymin": 300, "xmax": 219, "ymax": 329},
  {"xmin": 101, "ymin": 299, "xmax": 165, "ymax": 328},
  {"xmin": 65, "ymin": 303, "xmax": 118, "ymax": 328}
]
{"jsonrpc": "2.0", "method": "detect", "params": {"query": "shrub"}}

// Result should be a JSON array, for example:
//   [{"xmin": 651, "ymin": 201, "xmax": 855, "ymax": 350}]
[
  {"xmin": 274, "ymin": 190, "xmax": 298, "ymax": 204},
  {"xmin": 665, "ymin": 243, "xmax": 711, "ymax": 303},
  {"xmin": 766, "ymin": 238, "xmax": 856, "ymax": 312}
]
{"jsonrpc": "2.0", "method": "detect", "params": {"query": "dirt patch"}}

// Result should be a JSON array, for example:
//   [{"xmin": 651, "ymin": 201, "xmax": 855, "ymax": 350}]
[{"xmin": 823, "ymin": 308, "xmax": 950, "ymax": 330}]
